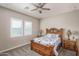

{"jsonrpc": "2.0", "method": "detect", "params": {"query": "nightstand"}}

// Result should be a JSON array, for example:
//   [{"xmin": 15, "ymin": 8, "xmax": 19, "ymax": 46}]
[
  {"xmin": 62, "ymin": 39, "xmax": 76, "ymax": 51},
  {"xmin": 76, "ymin": 39, "xmax": 79, "ymax": 56}
]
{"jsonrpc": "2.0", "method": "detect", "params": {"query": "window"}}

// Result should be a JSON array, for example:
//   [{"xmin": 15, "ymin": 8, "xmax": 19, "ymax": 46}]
[
  {"xmin": 11, "ymin": 18, "xmax": 23, "ymax": 37},
  {"xmin": 24, "ymin": 21, "xmax": 32, "ymax": 35},
  {"xmin": 10, "ymin": 18, "xmax": 32, "ymax": 37}
]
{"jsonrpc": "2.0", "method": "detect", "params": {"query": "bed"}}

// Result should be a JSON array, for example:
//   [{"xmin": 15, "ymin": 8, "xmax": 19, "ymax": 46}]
[{"xmin": 31, "ymin": 28, "xmax": 64, "ymax": 56}]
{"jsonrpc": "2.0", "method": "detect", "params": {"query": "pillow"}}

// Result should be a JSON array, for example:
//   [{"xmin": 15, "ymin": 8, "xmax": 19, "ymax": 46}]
[
  {"xmin": 52, "ymin": 34, "xmax": 60, "ymax": 39},
  {"xmin": 46, "ymin": 34, "xmax": 58, "ymax": 39},
  {"xmin": 46, "ymin": 34, "xmax": 53, "ymax": 38},
  {"xmin": 51, "ymin": 35, "xmax": 57, "ymax": 39}
]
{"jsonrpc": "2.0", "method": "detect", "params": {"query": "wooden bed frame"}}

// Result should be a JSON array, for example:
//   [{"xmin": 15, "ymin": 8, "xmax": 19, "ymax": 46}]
[{"xmin": 31, "ymin": 28, "xmax": 64, "ymax": 56}]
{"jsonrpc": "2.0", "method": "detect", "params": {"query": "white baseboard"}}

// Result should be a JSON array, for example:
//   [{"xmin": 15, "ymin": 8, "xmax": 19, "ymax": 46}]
[{"xmin": 0, "ymin": 42, "xmax": 30, "ymax": 53}]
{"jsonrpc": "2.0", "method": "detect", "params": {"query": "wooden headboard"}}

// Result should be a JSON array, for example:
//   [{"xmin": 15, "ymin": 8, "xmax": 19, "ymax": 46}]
[
  {"xmin": 46, "ymin": 28, "xmax": 64, "ymax": 40},
  {"xmin": 46, "ymin": 28, "xmax": 63, "ymax": 34}
]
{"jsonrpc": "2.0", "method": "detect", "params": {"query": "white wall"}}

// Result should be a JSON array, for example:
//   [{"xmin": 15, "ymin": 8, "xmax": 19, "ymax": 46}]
[
  {"xmin": 0, "ymin": 7, "xmax": 40, "ymax": 51},
  {"xmin": 40, "ymin": 10, "xmax": 79, "ymax": 34}
]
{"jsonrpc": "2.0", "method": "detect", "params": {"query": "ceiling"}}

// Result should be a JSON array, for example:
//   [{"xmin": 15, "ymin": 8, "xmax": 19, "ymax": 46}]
[{"xmin": 0, "ymin": 3, "xmax": 79, "ymax": 19}]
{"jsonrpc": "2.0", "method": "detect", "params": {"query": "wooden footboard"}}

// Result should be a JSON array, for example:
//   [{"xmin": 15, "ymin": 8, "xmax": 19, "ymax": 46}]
[{"xmin": 31, "ymin": 41, "xmax": 54, "ymax": 56}]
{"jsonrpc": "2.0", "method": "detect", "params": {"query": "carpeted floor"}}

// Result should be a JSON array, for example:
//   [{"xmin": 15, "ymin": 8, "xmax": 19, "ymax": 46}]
[{"xmin": 0, "ymin": 44, "xmax": 76, "ymax": 56}]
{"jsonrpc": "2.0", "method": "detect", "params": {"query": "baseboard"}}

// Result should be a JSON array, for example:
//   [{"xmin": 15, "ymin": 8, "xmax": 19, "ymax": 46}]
[{"xmin": 0, "ymin": 42, "xmax": 30, "ymax": 53}]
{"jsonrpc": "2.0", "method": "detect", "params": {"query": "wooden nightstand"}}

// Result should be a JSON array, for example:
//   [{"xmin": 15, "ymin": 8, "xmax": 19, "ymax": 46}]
[
  {"xmin": 76, "ymin": 39, "xmax": 79, "ymax": 56},
  {"xmin": 62, "ymin": 39, "xmax": 76, "ymax": 51}
]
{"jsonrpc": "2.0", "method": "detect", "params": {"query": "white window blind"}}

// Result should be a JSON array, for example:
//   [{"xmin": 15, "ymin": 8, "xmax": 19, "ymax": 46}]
[
  {"xmin": 11, "ymin": 18, "xmax": 23, "ymax": 37},
  {"xmin": 24, "ymin": 21, "xmax": 32, "ymax": 36}
]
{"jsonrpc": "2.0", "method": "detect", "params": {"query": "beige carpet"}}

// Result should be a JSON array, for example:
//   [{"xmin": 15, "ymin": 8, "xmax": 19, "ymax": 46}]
[{"xmin": 0, "ymin": 44, "xmax": 76, "ymax": 56}]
